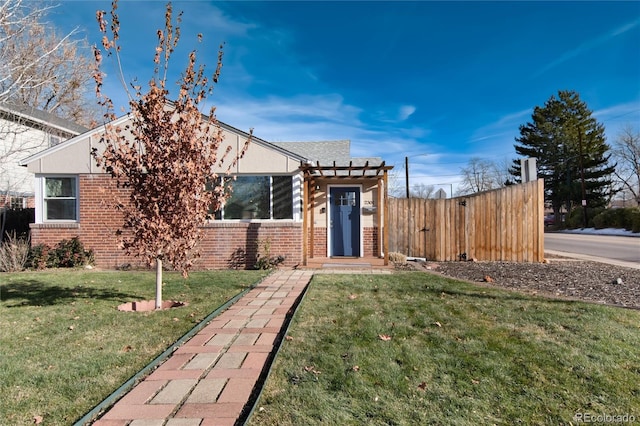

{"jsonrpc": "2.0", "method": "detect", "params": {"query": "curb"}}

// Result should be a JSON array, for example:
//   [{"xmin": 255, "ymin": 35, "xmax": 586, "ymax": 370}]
[{"xmin": 544, "ymin": 250, "xmax": 640, "ymax": 270}]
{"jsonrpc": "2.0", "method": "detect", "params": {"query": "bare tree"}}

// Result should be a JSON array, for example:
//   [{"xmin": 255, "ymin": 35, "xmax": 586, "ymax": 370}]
[
  {"xmin": 93, "ymin": 1, "xmax": 252, "ymax": 308},
  {"xmin": 1, "ymin": 0, "xmax": 96, "ymax": 208},
  {"xmin": 0, "ymin": 0, "xmax": 96, "ymax": 125},
  {"xmin": 611, "ymin": 125, "xmax": 640, "ymax": 205},
  {"xmin": 456, "ymin": 157, "xmax": 501, "ymax": 195},
  {"xmin": 410, "ymin": 182, "xmax": 436, "ymax": 199},
  {"xmin": 0, "ymin": 107, "xmax": 48, "ymax": 206},
  {"xmin": 493, "ymin": 157, "xmax": 516, "ymax": 187},
  {"xmin": 387, "ymin": 169, "xmax": 406, "ymax": 198}
]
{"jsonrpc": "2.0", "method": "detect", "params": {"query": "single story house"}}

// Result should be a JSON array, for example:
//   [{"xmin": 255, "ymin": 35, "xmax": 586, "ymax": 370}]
[{"xmin": 20, "ymin": 114, "xmax": 393, "ymax": 269}]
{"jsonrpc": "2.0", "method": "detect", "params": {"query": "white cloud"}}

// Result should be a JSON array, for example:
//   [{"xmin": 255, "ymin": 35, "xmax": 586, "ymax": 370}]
[
  {"xmin": 187, "ymin": 5, "xmax": 258, "ymax": 38},
  {"xmin": 463, "ymin": 108, "xmax": 531, "ymax": 157},
  {"xmin": 593, "ymin": 100, "xmax": 640, "ymax": 143},
  {"xmin": 212, "ymin": 92, "xmax": 438, "ymax": 181},
  {"xmin": 398, "ymin": 105, "xmax": 416, "ymax": 121},
  {"xmin": 593, "ymin": 101, "xmax": 640, "ymax": 122}
]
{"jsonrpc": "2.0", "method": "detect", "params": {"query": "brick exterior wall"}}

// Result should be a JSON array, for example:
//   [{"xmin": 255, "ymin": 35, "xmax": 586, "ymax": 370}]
[
  {"xmin": 309, "ymin": 226, "xmax": 379, "ymax": 258},
  {"xmin": 30, "ymin": 174, "xmax": 382, "ymax": 269},
  {"xmin": 311, "ymin": 227, "xmax": 327, "ymax": 257},
  {"xmin": 30, "ymin": 174, "xmax": 304, "ymax": 270},
  {"xmin": 199, "ymin": 222, "xmax": 302, "ymax": 269},
  {"xmin": 363, "ymin": 226, "xmax": 379, "ymax": 257}
]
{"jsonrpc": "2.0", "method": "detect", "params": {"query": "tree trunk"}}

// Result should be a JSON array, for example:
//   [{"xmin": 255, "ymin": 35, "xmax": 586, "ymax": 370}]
[
  {"xmin": 155, "ymin": 258, "xmax": 162, "ymax": 310},
  {"xmin": 553, "ymin": 206, "xmax": 562, "ymax": 227}
]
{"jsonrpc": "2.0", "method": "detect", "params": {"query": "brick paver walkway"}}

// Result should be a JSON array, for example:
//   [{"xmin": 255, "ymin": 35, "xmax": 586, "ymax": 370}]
[{"xmin": 93, "ymin": 269, "xmax": 313, "ymax": 426}]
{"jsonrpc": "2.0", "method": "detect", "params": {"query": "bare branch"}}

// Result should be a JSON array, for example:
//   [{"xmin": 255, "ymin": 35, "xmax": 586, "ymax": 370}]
[
  {"xmin": 0, "ymin": 0, "xmax": 96, "ymax": 125},
  {"xmin": 92, "ymin": 0, "xmax": 253, "ymax": 290},
  {"xmin": 611, "ymin": 125, "xmax": 640, "ymax": 203}
]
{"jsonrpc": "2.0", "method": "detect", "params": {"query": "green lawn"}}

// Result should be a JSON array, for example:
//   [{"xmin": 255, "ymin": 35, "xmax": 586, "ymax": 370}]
[
  {"xmin": 249, "ymin": 272, "xmax": 640, "ymax": 425},
  {"xmin": 0, "ymin": 269, "xmax": 266, "ymax": 426}
]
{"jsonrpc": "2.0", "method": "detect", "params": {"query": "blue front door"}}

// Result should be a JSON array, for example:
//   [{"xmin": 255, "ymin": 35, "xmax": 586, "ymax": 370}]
[{"xmin": 330, "ymin": 187, "xmax": 360, "ymax": 257}]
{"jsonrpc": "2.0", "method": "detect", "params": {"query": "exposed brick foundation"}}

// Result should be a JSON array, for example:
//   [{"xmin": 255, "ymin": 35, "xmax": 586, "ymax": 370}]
[{"xmin": 199, "ymin": 222, "xmax": 302, "ymax": 269}]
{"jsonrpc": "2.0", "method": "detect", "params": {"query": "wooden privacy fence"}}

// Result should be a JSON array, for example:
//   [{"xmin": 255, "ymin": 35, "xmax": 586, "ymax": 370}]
[{"xmin": 388, "ymin": 179, "xmax": 544, "ymax": 262}]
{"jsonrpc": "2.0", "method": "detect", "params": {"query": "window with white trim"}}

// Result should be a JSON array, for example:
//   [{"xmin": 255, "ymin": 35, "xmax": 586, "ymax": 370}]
[{"xmin": 44, "ymin": 177, "xmax": 77, "ymax": 220}]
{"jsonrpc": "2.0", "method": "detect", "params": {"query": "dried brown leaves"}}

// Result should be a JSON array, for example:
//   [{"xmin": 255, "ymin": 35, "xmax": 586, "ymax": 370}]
[{"xmin": 92, "ymin": 0, "xmax": 252, "ymax": 277}]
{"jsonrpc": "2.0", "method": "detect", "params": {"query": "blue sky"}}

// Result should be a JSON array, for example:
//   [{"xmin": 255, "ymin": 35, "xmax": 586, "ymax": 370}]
[{"xmin": 51, "ymin": 1, "xmax": 640, "ymax": 194}]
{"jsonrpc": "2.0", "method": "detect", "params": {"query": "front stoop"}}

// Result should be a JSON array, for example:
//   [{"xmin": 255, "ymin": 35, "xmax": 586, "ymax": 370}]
[{"xmin": 92, "ymin": 269, "xmax": 313, "ymax": 426}]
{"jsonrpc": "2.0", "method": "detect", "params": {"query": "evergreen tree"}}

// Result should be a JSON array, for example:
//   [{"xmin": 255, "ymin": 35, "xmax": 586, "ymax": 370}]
[{"xmin": 511, "ymin": 90, "xmax": 615, "ymax": 225}]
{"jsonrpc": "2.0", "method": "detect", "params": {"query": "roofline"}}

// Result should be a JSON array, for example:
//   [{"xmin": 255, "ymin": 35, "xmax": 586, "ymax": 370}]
[
  {"xmin": 20, "ymin": 112, "xmax": 309, "ymax": 166},
  {"xmin": 217, "ymin": 121, "xmax": 308, "ymax": 162},
  {"xmin": 19, "ymin": 113, "xmax": 131, "ymax": 166},
  {"xmin": 0, "ymin": 103, "xmax": 88, "ymax": 135}
]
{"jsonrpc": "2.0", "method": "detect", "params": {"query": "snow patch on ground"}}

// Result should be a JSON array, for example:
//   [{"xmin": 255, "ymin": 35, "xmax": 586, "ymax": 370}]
[{"xmin": 560, "ymin": 228, "xmax": 640, "ymax": 237}]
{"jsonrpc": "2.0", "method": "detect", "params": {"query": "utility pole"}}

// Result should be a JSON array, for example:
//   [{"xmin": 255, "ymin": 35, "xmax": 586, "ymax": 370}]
[{"xmin": 405, "ymin": 156, "xmax": 410, "ymax": 198}]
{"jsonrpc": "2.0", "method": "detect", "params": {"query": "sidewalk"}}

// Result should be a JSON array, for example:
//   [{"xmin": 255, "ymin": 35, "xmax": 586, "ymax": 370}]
[{"xmin": 92, "ymin": 269, "xmax": 314, "ymax": 426}]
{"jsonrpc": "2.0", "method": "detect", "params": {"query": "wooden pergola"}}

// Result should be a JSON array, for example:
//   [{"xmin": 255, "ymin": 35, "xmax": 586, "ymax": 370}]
[{"xmin": 299, "ymin": 160, "xmax": 394, "ymax": 266}]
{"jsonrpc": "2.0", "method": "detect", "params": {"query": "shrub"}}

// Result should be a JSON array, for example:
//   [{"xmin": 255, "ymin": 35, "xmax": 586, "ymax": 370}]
[
  {"xmin": 630, "ymin": 209, "xmax": 640, "ymax": 233},
  {"xmin": 592, "ymin": 207, "xmax": 640, "ymax": 231},
  {"xmin": 26, "ymin": 243, "xmax": 51, "ymax": 270},
  {"xmin": 254, "ymin": 237, "xmax": 285, "ymax": 270},
  {"xmin": 0, "ymin": 232, "xmax": 30, "ymax": 272},
  {"xmin": 622, "ymin": 208, "xmax": 640, "ymax": 232},
  {"xmin": 566, "ymin": 207, "xmax": 604, "ymax": 229},
  {"xmin": 389, "ymin": 252, "xmax": 407, "ymax": 263},
  {"xmin": 50, "ymin": 237, "xmax": 95, "ymax": 268},
  {"xmin": 565, "ymin": 208, "xmax": 585, "ymax": 229},
  {"xmin": 592, "ymin": 210, "xmax": 609, "ymax": 229},
  {"xmin": 26, "ymin": 237, "xmax": 94, "ymax": 269}
]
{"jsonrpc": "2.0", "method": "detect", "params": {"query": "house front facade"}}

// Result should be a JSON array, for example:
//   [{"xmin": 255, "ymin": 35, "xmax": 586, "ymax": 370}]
[{"xmin": 20, "ymin": 115, "xmax": 392, "ymax": 269}]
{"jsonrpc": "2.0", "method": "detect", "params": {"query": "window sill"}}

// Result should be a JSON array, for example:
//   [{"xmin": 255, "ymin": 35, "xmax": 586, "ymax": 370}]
[
  {"xmin": 31, "ymin": 222, "xmax": 80, "ymax": 229},
  {"xmin": 201, "ymin": 220, "xmax": 300, "ymax": 228}
]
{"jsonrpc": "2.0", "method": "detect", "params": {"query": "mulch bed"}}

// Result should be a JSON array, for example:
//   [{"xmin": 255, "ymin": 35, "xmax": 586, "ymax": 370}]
[{"xmin": 399, "ymin": 259, "xmax": 640, "ymax": 310}]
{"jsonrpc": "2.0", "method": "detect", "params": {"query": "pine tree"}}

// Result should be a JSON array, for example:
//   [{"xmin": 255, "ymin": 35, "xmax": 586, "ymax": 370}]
[{"xmin": 511, "ymin": 90, "xmax": 615, "ymax": 226}]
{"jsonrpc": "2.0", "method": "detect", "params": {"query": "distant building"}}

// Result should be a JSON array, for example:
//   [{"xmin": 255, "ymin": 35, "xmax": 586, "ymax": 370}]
[{"xmin": 0, "ymin": 103, "xmax": 87, "ymax": 208}]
